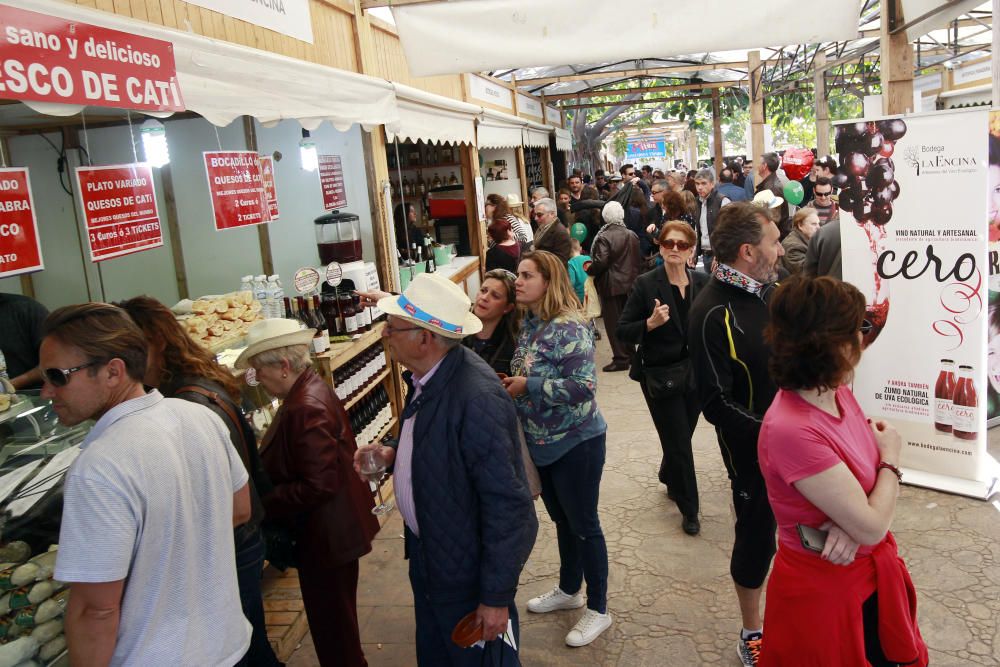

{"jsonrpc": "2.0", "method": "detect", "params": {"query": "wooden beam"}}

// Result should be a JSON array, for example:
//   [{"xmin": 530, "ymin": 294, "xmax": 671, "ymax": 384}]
[
  {"xmin": 517, "ymin": 62, "xmax": 748, "ymax": 87},
  {"xmin": 547, "ymin": 80, "xmax": 736, "ymax": 101},
  {"xmin": 814, "ymin": 52, "xmax": 830, "ymax": 156},
  {"xmin": 711, "ymin": 89, "xmax": 723, "ymax": 168},
  {"xmin": 159, "ymin": 165, "xmax": 190, "ymax": 300},
  {"xmin": 749, "ymin": 50, "xmax": 765, "ymax": 179},
  {"xmin": 882, "ymin": 0, "xmax": 915, "ymax": 114},
  {"xmin": 557, "ymin": 93, "xmax": 713, "ymax": 110},
  {"xmin": 459, "ymin": 143, "xmax": 486, "ymax": 268},
  {"xmin": 360, "ymin": 0, "xmax": 440, "ymax": 8},
  {"xmin": 242, "ymin": 116, "xmax": 274, "ymax": 276}
]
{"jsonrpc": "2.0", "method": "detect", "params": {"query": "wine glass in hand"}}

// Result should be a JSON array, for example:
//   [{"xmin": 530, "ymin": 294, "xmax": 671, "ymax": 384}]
[{"xmin": 360, "ymin": 448, "xmax": 394, "ymax": 516}]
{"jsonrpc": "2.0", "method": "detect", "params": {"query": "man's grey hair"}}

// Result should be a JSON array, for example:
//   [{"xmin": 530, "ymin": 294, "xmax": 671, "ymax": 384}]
[
  {"xmin": 695, "ymin": 168, "xmax": 716, "ymax": 184},
  {"xmin": 531, "ymin": 187, "xmax": 550, "ymax": 199},
  {"xmin": 534, "ymin": 197, "xmax": 557, "ymax": 215},
  {"xmin": 761, "ymin": 152, "xmax": 780, "ymax": 174},
  {"xmin": 432, "ymin": 332, "xmax": 462, "ymax": 350},
  {"xmin": 250, "ymin": 344, "xmax": 312, "ymax": 372},
  {"xmin": 652, "ymin": 179, "xmax": 669, "ymax": 192}
]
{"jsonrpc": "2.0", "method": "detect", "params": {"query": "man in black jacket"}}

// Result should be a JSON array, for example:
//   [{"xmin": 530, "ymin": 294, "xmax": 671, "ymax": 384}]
[
  {"xmin": 365, "ymin": 274, "xmax": 537, "ymax": 666},
  {"xmin": 688, "ymin": 202, "xmax": 784, "ymax": 667},
  {"xmin": 693, "ymin": 168, "xmax": 731, "ymax": 267}
]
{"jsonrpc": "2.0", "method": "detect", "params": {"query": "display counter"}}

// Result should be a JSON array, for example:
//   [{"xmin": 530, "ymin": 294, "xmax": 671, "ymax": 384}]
[{"xmin": 0, "ymin": 393, "xmax": 87, "ymax": 667}]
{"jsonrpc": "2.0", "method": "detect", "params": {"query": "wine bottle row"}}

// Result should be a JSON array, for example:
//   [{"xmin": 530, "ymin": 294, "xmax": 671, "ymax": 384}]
[
  {"xmin": 349, "ymin": 386, "xmax": 392, "ymax": 448},
  {"xmin": 333, "ymin": 344, "xmax": 387, "ymax": 403},
  {"xmin": 284, "ymin": 295, "xmax": 330, "ymax": 353}
]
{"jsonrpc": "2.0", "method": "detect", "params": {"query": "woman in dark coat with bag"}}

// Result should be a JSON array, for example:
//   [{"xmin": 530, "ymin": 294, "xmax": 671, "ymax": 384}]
[
  {"xmin": 617, "ymin": 221, "xmax": 706, "ymax": 536},
  {"xmin": 236, "ymin": 319, "xmax": 380, "ymax": 667}
]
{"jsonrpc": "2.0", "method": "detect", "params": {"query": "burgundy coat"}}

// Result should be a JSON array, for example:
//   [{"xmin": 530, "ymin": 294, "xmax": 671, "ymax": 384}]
[{"xmin": 260, "ymin": 368, "xmax": 379, "ymax": 568}]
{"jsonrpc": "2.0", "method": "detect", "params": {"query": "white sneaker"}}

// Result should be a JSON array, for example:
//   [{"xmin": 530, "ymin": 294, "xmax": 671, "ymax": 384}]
[
  {"xmin": 565, "ymin": 609, "xmax": 612, "ymax": 647},
  {"xmin": 526, "ymin": 587, "xmax": 586, "ymax": 613}
]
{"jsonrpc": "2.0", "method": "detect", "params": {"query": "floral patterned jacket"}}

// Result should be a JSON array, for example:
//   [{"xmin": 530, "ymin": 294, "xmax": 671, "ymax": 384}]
[{"xmin": 511, "ymin": 313, "xmax": 607, "ymax": 466}]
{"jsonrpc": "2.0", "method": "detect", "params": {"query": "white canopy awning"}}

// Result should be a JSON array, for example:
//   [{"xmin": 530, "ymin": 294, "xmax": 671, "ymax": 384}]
[
  {"xmin": 523, "ymin": 121, "xmax": 552, "ymax": 149},
  {"xmin": 555, "ymin": 128, "xmax": 572, "ymax": 152},
  {"xmin": 477, "ymin": 109, "xmax": 527, "ymax": 149},
  {"xmin": 392, "ymin": 0, "xmax": 860, "ymax": 77},
  {"xmin": 387, "ymin": 84, "xmax": 479, "ymax": 146},
  {"xmin": 4, "ymin": 0, "xmax": 400, "ymax": 132}
]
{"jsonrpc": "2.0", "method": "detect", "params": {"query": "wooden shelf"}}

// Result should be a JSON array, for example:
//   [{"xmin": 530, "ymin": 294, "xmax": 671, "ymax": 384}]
[
  {"xmin": 364, "ymin": 416, "xmax": 398, "ymax": 448},
  {"xmin": 317, "ymin": 322, "xmax": 384, "ymax": 373},
  {"xmin": 342, "ymin": 368, "xmax": 390, "ymax": 411}
]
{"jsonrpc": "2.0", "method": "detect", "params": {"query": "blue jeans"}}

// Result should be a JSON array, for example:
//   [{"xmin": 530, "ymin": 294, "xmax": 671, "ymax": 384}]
[
  {"xmin": 407, "ymin": 528, "xmax": 521, "ymax": 666},
  {"xmin": 536, "ymin": 433, "xmax": 608, "ymax": 613},
  {"xmin": 235, "ymin": 529, "xmax": 282, "ymax": 667}
]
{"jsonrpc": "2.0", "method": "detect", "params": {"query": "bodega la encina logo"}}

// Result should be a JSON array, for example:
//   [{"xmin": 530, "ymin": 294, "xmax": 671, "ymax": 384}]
[{"xmin": 903, "ymin": 143, "xmax": 978, "ymax": 176}]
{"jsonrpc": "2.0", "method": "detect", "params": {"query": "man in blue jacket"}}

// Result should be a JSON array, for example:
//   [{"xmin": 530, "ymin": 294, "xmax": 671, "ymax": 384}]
[{"xmin": 359, "ymin": 273, "xmax": 538, "ymax": 666}]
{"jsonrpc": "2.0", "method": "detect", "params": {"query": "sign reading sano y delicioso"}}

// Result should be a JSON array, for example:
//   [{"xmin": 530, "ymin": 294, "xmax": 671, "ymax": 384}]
[{"xmin": 0, "ymin": 5, "xmax": 184, "ymax": 112}]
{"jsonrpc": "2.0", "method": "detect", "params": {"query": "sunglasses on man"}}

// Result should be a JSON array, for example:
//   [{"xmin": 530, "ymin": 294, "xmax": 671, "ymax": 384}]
[
  {"xmin": 814, "ymin": 190, "xmax": 832, "ymax": 198},
  {"xmin": 42, "ymin": 361, "xmax": 102, "ymax": 387}
]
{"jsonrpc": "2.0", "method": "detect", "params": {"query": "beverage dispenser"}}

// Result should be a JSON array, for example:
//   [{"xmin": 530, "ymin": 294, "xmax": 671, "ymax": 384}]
[{"xmin": 314, "ymin": 211, "xmax": 362, "ymax": 264}]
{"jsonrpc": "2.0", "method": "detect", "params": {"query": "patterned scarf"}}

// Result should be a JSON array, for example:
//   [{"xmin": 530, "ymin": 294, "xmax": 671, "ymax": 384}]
[{"xmin": 714, "ymin": 263, "xmax": 765, "ymax": 296}]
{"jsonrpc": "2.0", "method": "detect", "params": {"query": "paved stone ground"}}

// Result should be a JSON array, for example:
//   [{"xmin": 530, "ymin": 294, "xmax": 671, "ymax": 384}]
[{"xmin": 289, "ymin": 330, "xmax": 1000, "ymax": 666}]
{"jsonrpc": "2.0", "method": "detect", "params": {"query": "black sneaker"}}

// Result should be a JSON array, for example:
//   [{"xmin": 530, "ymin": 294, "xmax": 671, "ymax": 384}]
[{"xmin": 737, "ymin": 631, "xmax": 762, "ymax": 666}]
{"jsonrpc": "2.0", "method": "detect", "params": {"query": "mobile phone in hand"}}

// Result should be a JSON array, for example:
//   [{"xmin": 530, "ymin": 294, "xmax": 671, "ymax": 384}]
[{"xmin": 797, "ymin": 524, "xmax": 828, "ymax": 553}]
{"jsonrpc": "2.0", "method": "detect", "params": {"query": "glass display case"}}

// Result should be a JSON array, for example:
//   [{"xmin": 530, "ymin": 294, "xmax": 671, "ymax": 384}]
[{"xmin": 0, "ymin": 392, "xmax": 86, "ymax": 667}]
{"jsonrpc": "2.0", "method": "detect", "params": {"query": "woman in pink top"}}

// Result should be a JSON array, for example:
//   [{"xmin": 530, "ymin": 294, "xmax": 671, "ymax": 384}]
[{"xmin": 757, "ymin": 276, "xmax": 926, "ymax": 667}]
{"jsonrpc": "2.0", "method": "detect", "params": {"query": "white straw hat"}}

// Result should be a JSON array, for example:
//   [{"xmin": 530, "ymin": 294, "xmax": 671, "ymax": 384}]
[
  {"xmin": 506, "ymin": 193, "xmax": 524, "ymax": 207},
  {"xmin": 378, "ymin": 273, "xmax": 482, "ymax": 339},
  {"xmin": 752, "ymin": 190, "xmax": 784, "ymax": 209},
  {"xmin": 235, "ymin": 318, "xmax": 315, "ymax": 369}
]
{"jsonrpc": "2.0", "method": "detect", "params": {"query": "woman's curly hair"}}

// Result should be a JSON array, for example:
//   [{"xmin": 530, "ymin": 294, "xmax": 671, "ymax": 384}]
[{"xmin": 765, "ymin": 275, "xmax": 867, "ymax": 391}]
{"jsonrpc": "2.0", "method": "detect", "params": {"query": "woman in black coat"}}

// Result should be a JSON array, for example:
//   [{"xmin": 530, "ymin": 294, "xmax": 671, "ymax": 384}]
[{"xmin": 617, "ymin": 220, "xmax": 706, "ymax": 536}]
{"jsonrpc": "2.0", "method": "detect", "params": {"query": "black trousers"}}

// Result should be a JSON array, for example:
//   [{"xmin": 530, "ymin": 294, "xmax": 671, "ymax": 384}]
[
  {"xmin": 640, "ymin": 380, "xmax": 700, "ymax": 518},
  {"xmin": 598, "ymin": 291, "xmax": 633, "ymax": 366}
]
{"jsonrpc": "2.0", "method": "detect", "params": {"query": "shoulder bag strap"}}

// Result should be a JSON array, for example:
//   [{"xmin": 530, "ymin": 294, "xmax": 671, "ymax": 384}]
[{"xmin": 175, "ymin": 384, "xmax": 251, "ymax": 467}]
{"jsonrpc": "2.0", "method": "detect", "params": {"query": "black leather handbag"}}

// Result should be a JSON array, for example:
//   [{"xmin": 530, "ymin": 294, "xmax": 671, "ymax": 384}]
[{"xmin": 643, "ymin": 359, "xmax": 691, "ymax": 398}]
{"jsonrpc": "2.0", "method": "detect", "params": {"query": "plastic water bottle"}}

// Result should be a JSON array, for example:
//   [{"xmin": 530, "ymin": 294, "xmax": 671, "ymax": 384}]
[
  {"xmin": 266, "ymin": 275, "xmax": 284, "ymax": 319},
  {"xmin": 239, "ymin": 275, "xmax": 254, "ymax": 294},
  {"xmin": 0, "ymin": 349, "xmax": 8, "ymax": 381},
  {"xmin": 252, "ymin": 275, "xmax": 268, "ymax": 311}
]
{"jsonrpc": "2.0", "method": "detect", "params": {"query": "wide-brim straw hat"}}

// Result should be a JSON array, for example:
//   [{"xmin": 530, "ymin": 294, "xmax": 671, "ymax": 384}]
[
  {"xmin": 378, "ymin": 273, "xmax": 482, "ymax": 339},
  {"xmin": 505, "ymin": 193, "xmax": 525, "ymax": 207},
  {"xmin": 235, "ymin": 318, "xmax": 315, "ymax": 369},
  {"xmin": 752, "ymin": 190, "xmax": 784, "ymax": 209}
]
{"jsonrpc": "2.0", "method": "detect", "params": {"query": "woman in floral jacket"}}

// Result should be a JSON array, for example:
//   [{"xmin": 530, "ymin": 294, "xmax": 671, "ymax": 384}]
[{"xmin": 502, "ymin": 250, "xmax": 611, "ymax": 648}]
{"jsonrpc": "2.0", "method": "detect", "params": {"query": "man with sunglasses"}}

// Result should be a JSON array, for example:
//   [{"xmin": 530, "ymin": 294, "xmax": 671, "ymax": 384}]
[
  {"xmin": 40, "ymin": 303, "xmax": 252, "ymax": 666},
  {"xmin": 802, "ymin": 176, "xmax": 840, "ymax": 226}
]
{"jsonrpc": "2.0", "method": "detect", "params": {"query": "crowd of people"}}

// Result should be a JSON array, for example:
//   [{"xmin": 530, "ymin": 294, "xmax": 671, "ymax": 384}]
[{"xmin": 0, "ymin": 152, "xmax": 927, "ymax": 667}]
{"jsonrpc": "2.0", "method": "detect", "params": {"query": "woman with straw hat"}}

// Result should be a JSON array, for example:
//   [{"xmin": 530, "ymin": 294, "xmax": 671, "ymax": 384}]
[{"xmin": 236, "ymin": 319, "xmax": 379, "ymax": 667}]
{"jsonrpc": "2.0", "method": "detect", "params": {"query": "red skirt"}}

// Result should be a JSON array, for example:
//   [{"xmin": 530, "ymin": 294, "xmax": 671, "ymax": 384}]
[{"xmin": 760, "ymin": 533, "xmax": 927, "ymax": 667}]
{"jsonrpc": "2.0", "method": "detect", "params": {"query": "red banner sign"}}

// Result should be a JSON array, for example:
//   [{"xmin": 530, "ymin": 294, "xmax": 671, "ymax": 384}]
[
  {"xmin": 0, "ymin": 5, "xmax": 184, "ymax": 112},
  {"xmin": 204, "ymin": 151, "xmax": 272, "ymax": 231},
  {"xmin": 0, "ymin": 168, "xmax": 42, "ymax": 279},
  {"xmin": 318, "ymin": 154, "xmax": 347, "ymax": 211},
  {"xmin": 76, "ymin": 164, "xmax": 163, "ymax": 262},
  {"xmin": 259, "ymin": 154, "xmax": 279, "ymax": 220}
]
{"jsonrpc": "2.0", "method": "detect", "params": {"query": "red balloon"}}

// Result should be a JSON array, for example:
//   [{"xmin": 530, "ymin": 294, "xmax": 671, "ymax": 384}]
[
  {"xmin": 781, "ymin": 148, "xmax": 814, "ymax": 181},
  {"xmin": 879, "ymin": 141, "xmax": 895, "ymax": 158}
]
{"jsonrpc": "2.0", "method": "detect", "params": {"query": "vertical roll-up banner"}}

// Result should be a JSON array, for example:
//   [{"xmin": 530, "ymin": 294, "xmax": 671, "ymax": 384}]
[{"xmin": 838, "ymin": 109, "xmax": 999, "ymax": 498}]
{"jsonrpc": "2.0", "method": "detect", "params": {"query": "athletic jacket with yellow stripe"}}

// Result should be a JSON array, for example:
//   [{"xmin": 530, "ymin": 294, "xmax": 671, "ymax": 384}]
[{"xmin": 688, "ymin": 277, "xmax": 779, "ymax": 481}]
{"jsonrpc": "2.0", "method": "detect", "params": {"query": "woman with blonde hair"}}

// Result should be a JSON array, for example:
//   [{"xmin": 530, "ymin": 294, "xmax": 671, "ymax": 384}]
[{"xmin": 502, "ymin": 250, "xmax": 612, "ymax": 648}]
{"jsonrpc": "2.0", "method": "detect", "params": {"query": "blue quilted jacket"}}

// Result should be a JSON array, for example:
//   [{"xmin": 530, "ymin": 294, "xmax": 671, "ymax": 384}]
[{"xmin": 402, "ymin": 345, "xmax": 538, "ymax": 607}]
